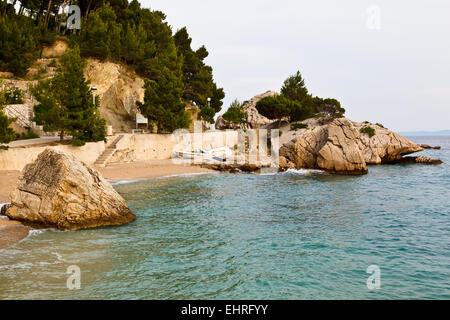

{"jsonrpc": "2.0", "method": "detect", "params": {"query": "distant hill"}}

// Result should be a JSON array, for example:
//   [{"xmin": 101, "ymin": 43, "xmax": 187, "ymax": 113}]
[{"xmin": 399, "ymin": 130, "xmax": 450, "ymax": 136}]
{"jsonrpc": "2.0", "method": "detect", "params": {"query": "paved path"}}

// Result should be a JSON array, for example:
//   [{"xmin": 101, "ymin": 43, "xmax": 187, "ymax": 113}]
[{"xmin": 5, "ymin": 136, "xmax": 71, "ymax": 148}]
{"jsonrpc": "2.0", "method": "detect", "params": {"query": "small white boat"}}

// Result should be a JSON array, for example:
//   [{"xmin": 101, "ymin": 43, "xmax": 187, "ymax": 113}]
[{"xmin": 173, "ymin": 147, "xmax": 232, "ymax": 162}]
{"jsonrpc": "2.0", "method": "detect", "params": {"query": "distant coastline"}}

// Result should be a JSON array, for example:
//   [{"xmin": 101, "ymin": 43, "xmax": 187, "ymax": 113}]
[{"xmin": 399, "ymin": 130, "xmax": 450, "ymax": 136}]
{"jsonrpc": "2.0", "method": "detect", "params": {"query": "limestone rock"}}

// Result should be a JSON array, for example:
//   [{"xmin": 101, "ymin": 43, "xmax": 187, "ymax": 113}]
[
  {"xmin": 414, "ymin": 156, "xmax": 443, "ymax": 164},
  {"xmin": 280, "ymin": 118, "xmax": 368, "ymax": 175},
  {"xmin": 419, "ymin": 144, "xmax": 441, "ymax": 150},
  {"xmin": 215, "ymin": 115, "xmax": 243, "ymax": 130},
  {"xmin": 353, "ymin": 122, "xmax": 424, "ymax": 163},
  {"xmin": 85, "ymin": 59, "xmax": 145, "ymax": 133},
  {"xmin": 42, "ymin": 40, "xmax": 68, "ymax": 58},
  {"xmin": 396, "ymin": 156, "xmax": 443, "ymax": 165},
  {"xmin": 215, "ymin": 91, "xmax": 276, "ymax": 130},
  {"xmin": 6, "ymin": 149, "xmax": 136, "ymax": 230}
]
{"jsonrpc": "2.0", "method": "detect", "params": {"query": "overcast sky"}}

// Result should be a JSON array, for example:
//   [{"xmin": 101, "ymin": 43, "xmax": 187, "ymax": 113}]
[{"xmin": 142, "ymin": 0, "xmax": 450, "ymax": 131}]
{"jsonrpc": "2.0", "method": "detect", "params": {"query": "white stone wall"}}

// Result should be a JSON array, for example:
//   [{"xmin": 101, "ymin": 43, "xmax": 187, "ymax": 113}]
[{"xmin": 0, "ymin": 141, "xmax": 105, "ymax": 171}]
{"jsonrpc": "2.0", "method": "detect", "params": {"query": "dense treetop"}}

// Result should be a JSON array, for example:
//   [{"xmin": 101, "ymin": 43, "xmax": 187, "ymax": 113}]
[
  {"xmin": 256, "ymin": 71, "xmax": 345, "ymax": 127},
  {"xmin": 0, "ymin": 0, "xmax": 225, "ymax": 132}
]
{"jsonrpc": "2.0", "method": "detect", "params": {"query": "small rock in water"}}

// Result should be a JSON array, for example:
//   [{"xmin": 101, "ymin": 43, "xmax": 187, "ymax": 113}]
[
  {"xmin": 415, "ymin": 156, "xmax": 443, "ymax": 165},
  {"xmin": 396, "ymin": 156, "xmax": 443, "ymax": 165},
  {"xmin": 5, "ymin": 149, "xmax": 136, "ymax": 230},
  {"xmin": 419, "ymin": 144, "xmax": 441, "ymax": 150}
]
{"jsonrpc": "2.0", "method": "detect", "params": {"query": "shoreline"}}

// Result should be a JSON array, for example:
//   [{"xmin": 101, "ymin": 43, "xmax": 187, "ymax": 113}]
[{"xmin": 0, "ymin": 160, "xmax": 214, "ymax": 249}]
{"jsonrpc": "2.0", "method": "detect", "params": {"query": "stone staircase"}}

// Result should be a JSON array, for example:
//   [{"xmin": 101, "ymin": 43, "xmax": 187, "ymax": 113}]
[
  {"xmin": 4, "ymin": 104, "xmax": 33, "ymax": 128},
  {"xmin": 94, "ymin": 135, "xmax": 124, "ymax": 167}
]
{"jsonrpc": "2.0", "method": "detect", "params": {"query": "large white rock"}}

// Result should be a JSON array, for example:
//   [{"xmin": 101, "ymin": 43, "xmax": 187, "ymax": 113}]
[{"xmin": 6, "ymin": 149, "xmax": 136, "ymax": 230}]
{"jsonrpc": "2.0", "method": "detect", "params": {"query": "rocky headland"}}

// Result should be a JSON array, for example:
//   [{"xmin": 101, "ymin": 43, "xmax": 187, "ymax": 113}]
[{"xmin": 216, "ymin": 92, "xmax": 442, "ymax": 175}]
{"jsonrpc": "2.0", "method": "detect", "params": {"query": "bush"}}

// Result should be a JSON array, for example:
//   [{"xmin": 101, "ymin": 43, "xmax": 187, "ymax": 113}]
[
  {"xmin": 71, "ymin": 139, "xmax": 86, "ymax": 147},
  {"xmin": 375, "ymin": 123, "xmax": 385, "ymax": 128},
  {"xmin": 5, "ymin": 87, "xmax": 24, "ymax": 104},
  {"xmin": 222, "ymin": 99, "xmax": 247, "ymax": 124},
  {"xmin": 360, "ymin": 126, "xmax": 376, "ymax": 138},
  {"xmin": 15, "ymin": 130, "xmax": 39, "ymax": 140},
  {"xmin": 290, "ymin": 123, "xmax": 308, "ymax": 131}
]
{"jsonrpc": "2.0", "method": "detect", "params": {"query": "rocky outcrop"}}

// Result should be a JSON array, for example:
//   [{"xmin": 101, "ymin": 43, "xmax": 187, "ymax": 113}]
[
  {"xmin": 279, "ymin": 118, "xmax": 436, "ymax": 174},
  {"xmin": 395, "ymin": 156, "xmax": 443, "ymax": 165},
  {"xmin": 419, "ymin": 144, "xmax": 441, "ymax": 150},
  {"xmin": 6, "ymin": 149, "xmax": 136, "ymax": 230},
  {"xmin": 41, "ymin": 39, "xmax": 68, "ymax": 58},
  {"xmin": 353, "ymin": 122, "xmax": 424, "ymax": 164},
  {"xmin": 85, "ymin": 59, "xmax": 145, "ymax": 133},
  {"xmin": 216, "ymin": 91, "xmax": 276, "ymax": 130},
  {"xmin": 215, "ymin": 116, "xmax": 243, "ymax": 130},
  {"xmin": 280, "ymin": 118, "xmax": 368, "ymax": 175}
]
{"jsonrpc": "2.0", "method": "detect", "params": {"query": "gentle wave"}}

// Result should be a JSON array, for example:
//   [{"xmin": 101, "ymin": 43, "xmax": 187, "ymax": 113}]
[
  {"xmin": 111, "ymin": 172, "xmax": 213, "ymax": 185},
  {"xmin": 283, "ymin": 168, "xmax": 325, "ymax": 175},
  {"xmin": 260, "ymin": 168, "xmax": 325, "ymax": 176},
  {"xmin": 156, "ymin": 172, "xmax": 213, "ymax": 179},
  {"xmin": 110, "ymin": 179, "xmax": 146, "ymax": 186}
]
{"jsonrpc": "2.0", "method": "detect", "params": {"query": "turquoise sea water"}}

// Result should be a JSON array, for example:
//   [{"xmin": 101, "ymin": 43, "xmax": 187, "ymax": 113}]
[{"xmin": 0, "ymin": 136, "xmax": 449, "ymax": 299}]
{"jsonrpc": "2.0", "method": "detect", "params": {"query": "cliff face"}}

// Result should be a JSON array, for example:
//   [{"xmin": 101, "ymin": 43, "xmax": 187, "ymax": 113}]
[{"xmin": 85, "ymin": 59, "xmax": 145, "ymax": 133}]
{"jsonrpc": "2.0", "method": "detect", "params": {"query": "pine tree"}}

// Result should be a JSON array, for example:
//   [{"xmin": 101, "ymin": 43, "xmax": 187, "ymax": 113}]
[
  {"xmin": 33, "ymin": 46, "xmax": 106, "ymax": 145},
  {"xmin": 174, "ymin": 27, "xmax": 225, "ymax": 119},
  {"xmin": 0, "ymin": 84, "xmax": 16, "ymax": 145},
  {"xmin": 281, "ymin": 71, "xmax": 309, "ymax": 103},
  {"xmin": 137, "ymin": 67, "xmax": 190, "ymax": 133}
]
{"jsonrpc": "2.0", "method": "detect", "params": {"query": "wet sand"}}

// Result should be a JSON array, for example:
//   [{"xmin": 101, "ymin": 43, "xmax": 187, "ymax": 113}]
[
  {"xmin": 95, "ymin": 160, "xmax": 213, "ymax": 182},
  {"xmin": 0, "ymin": 219, "xmax": 31, "ymax": 249},
  {"xmin": 0, "ymin": 160, "xmax": 212, "ymax": 249}
]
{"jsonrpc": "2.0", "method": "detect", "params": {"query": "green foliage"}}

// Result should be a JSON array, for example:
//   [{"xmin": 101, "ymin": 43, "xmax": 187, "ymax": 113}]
[
  {"xmin": 198, "ymin": 105, "xmax": 216, "ymax": 124},
  {"xmin": 222, "ymin": 99, "xmax": 247, "ymax": 124},
  {"xmin": 256, "ymin": 95, "xmax": 313, "ymax": 125},
  {"xmin": 360, "ymin": 126, "xmax": 376, "ymax": 138},
  {"xmin": 375, "ymin": 123, "xmax": 385, "ymax": 128},
  {"xmin": 256, "ymin": 96, "xmax": 292, "ymax": 123},
  {"xmin": 2, "ymin": 1, "xmax": 224, "ymax": 134},
  {"xmin": 70, "ymin": 139, "xmax": 86, "ymax": 147},
  {"xmin": 32, "ymin": 46, "xmax": 106, "ymax": 144},
  {"xmin": 310, "ymin": 97, "xmax": 345, "ymax": 118},
  {"xmin": 290, "ymin": 94, "xmax": 315, "ymax": 122},
  {"xmin": 290, "ymin": 123, "xmax": 308, "ymax": 131},
  {"xmin": 4, "ymin": 87, "xmax": 24, "ymax": 104},
  {"xmin": 137, "ymin": 68, "xmax": 190, "ymax": 133},
  {"xmin": 15, "ymin": 129, "xmax": 40, "ymax": 141},
  {"xmin": 0, "ymin": 84, "xmax": 16, "ymax": 144},
  {"xmin": 0, "ymin": 14, "xmax": 54, "ymax": 77},
  {"xmin": 174, "ymin": 27, "xmax": 224, "ymax": 118},
  {"xmin": 281, "ymin": 71, "xmax": 308, "ymax": 102}
]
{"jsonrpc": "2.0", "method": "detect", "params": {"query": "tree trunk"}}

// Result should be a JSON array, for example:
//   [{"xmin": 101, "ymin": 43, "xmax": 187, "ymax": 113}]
[
  {"xmin": 60, "ymin": 130, "xmax": 64, "ymax": 141},
  {"xmin": 85, "ymin": 0, "xmax": 93, "ymax": 18},
  {"xmin": 2, "ymin": 0, "xmax": 7, "ymax": 16},
  {"xmin": 44, "ymin": 0, "xmax": 53, "ymax": 28},
  {"xmin": 54, "ymin": 4, "xmax": 61, "ymax": 31}
]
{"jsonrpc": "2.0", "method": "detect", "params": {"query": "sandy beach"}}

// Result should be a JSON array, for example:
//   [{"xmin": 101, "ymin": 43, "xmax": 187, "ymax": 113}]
[
  {"xmin": 0, "ymin": 160, "xmax": 213, "ymax": 249},
  {"xmin": 96, "ymin": 159, "xmax": 214, "ymax": 182}
]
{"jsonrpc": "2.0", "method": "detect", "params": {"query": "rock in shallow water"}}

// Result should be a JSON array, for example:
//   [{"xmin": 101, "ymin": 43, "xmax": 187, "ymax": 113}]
[
  {"xmin": 353, "ymin": 122, "xmax": 424, "ymax": 164},
  {"xmin": 419, "ymin": 144, "xmax": 441, "ymax": 150},
  {"xmin": 279, "ymin": 118, "xmax": 426, "ymax": 175},
  {"xmin": 6, "ymin": 149, "xmax": 136, "ymax": 230},
  {"xmin": 280, "ymin": 118, "xmax": 368, "ymax": 175},
  {"xmin": 395, "ymin": 156, "xmax": 443, "ymax": 165}
]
